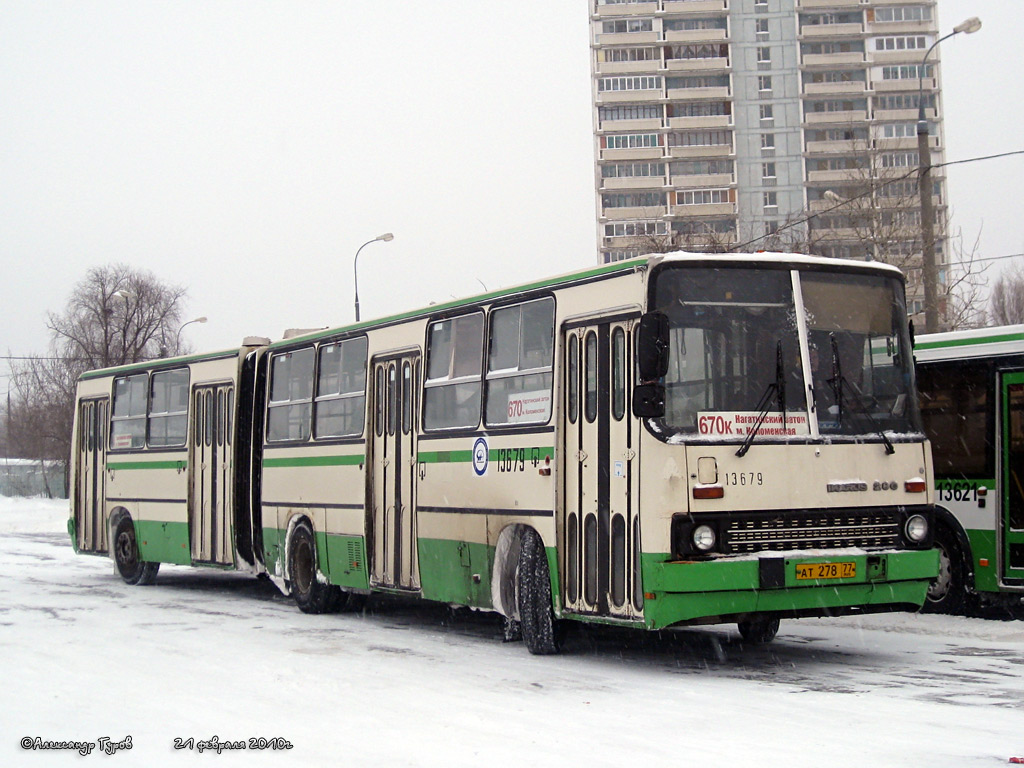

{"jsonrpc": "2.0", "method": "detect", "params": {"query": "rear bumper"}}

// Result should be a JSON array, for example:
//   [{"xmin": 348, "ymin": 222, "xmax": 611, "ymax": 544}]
[{"xmin": 641, "ymin": 548, "xmax": 939, "ymax": 630}]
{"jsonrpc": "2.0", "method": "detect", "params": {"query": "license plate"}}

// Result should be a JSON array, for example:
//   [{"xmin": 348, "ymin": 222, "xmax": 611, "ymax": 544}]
[{"xmin": 795, "ymin": 561, "xmax": 856, "ymax": 580}]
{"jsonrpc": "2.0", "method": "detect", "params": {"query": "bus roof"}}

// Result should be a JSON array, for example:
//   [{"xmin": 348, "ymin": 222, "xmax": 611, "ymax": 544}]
[{"xmin": 915, "ymin": 324, "xmax": 1024, "ymax": 362}]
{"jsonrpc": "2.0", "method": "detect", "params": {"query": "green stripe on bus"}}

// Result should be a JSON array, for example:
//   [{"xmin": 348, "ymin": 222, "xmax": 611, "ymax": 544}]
[
  {"xmin": 916, "ymin": 330, "xmax": 1024, "ymax": 351},
  {"xmin": 263, "ymin": 454, "xmax": 364, "ymax": 468},
  {"xmin": 107, "ymin": 460, "xmax": 187, "ymax": 470}
]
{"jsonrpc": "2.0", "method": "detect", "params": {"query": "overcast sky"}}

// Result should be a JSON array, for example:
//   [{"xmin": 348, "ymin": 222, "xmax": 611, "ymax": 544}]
[{"xmin": 1, "ymin": 1, "xmax": 1021, "ymax": 392}]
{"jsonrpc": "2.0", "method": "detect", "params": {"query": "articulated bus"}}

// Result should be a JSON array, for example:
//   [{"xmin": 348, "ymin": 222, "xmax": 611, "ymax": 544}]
[
  {"xmin": 70, "ymin": 253, "xmax": 939, "ymax": 653},
  {"xmin": 915, "ymin": 325, "xmax": 1024, "ymax": 614}
]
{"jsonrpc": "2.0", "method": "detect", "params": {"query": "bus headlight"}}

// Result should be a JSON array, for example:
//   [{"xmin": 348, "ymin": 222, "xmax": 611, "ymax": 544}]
[
  {"xmin": 692, "ymin": 525, "xmax": 717, "ymax": 552},
  {"xmin": 904, "ymin": 514, "xmax": 928, "ymax": 543}
]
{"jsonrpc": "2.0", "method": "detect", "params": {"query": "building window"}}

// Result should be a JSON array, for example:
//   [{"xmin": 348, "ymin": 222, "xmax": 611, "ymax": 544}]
[
  {"xmin": 757, "ymin": 46, "xmax": 771, "ymax": 63},
  {"xmin": 664, "ymin": 18, "xmax": 728, "ymax": 33},
  {"xmin": 602, "ymin": 162, "xmax": 665, "ymax": 178},
  {"xmin": 762, "ymin": 162, "xmax": 776, "ymax": 180},
  {"xmin": 666, "ymin": 129, "xmax": 732, "ymax": 147},
  {"xmin": 603, "ymin": 133, "xmax": 660, "ymax": 149},
  {"xmin": 604, "ymin": 221, "xmax": 667, "ymax": 238},
  {"xmin": 755, "ymin": 19, "xmax": 769, "ymax": 38},
  {"xmin": 602, "ymin": 19, "xmax": 654, "ymax": 34},
  {"xmin": 874, "ymin": 36, "xmax": 929, "ymax": 52},
  {"xmin": 759, "ymin": 104, "xmax": 774, "ymax": 123},
  {"xmin": 598, "ymin": 76, "xmax": 662, "ymax": 92},
  {"xmin": 760, "ymin": 133, "xmax": 775, "ymax": 150},
  {"xmin": 758, "ymin": 75, "xmax": 772, "ymax": 92},
  {"xmin": 599, "ymin": 104, "xmax": 662, "ymax": 122},
  {"xmin": 604, "ymin": 47, "xmax": 658, "ymax": 63},
  {"xmin": 881, "ymin": 64, "xmax": 932, "ymax": 81},
  {"xmin": 667, "ymin": 101, "xmax": 730, "ymax": 118},
  {"xmin": 603, "ymin": 192, "xmax": 667, "ymax": 208},
  {"xmin": 669, "ymin": 158, "xmax": 733, "ymax": 176},
  {"xmin": 666, "ymin": 43, "xmax": 729, "ymax": 60},
  {"xmin": 763, "ymin": 191, "xmax": 778, "ymax": 210},
  {"xmin": 677, "ymin": 189, "xmax": 731, "ymax": 206},
  {"xmin": 873, "ymin": 6, "xmax": 932, "ymax": 23}
]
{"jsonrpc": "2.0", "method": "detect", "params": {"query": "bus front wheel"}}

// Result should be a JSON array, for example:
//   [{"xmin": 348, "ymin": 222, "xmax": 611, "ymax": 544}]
[
  {"xmin": 113, "ymin": 516, "xmax": 159, "ymax": 586},
  {"xmin": 738, "ymin": 616, "xmax": 780, "ymax": 644},
  {"xmin": 923, "ymin": 526, "xmax": 967, "ymax": 614}
]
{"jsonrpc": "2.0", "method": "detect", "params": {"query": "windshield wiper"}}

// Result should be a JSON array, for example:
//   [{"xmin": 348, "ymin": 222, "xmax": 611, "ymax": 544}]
[
  {"xmin": 827, "ymin": 334, "xmax": 894, "ymax": 455},
  {"xmin": 736, "ymin": 341, "xmax": 786, "ymax": 458}
]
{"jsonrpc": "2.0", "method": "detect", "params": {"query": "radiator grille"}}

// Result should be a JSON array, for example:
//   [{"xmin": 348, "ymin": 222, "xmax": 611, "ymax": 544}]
[{"xmin": 724, "ymin": 511, "xmax": 900, "ymax": 554}]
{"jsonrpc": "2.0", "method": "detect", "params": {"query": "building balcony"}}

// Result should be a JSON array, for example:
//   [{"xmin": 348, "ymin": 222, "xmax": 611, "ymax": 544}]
[
  {"xmin": 664, "ymin": 57, "xmax": 730, "ymax": 72},
  {"xmin": 874, "ymin": 135, "xmax": 940, "ymax": 151},
  {"xmin": 807, "ymin": 169, "xmax": 868, "ymax": 183},
  {"xmin": 602, "ymin": 206, "xmax": 669, "ymax": 221},
  {"xmin": 873, "ymin": 108, "xmax": 933, "ymax": 122},
  {"xmin": 596, "ymin": 60, "xmax": 663, "ymax": 75},
  {"xmin": 804, "ymin": 109, "xmax": 868, "ymax": 124},
  {"xmin": 594, "ymin": 1, "xmax": 658, "ymax": 17},
  {"xmin": 671, "ymin": 202, "xmax": 736, "ymax": 217},
  {"xmin": 870, "ymin": 78, "xmax": 925, "ymax": 92},
  {"xmin": 666, "ymin": 86, "xmax": 730, "ymax": 100},
  {"xmin": 869, "ymin": 50, "xmax": 939, "ymax": 66},
  {"xmin": 598, "ymin": 32, "xmax": 660, "ymax": 46},
  {"xmin": 601, "ymin": 176, "xmax": 667, "ymax": 191},
  {"xmin": 598, "ymin": 118, "xmax": 663, "ymax": 132},
  {"xmin": 596, "ymin": 89, "xmax": 664, "ymax": 104},
  {"xmin": 799, "ymin": 23, "xmax": 865, "ymax": 39},
  {"xmin": 664, "ymin": 29, "xmax": 728, "ymax": 44},
  {"xmin": 866, "ymin": 21, "xmax": 934, "ymax": 36},
  {"xmin": 802, "ymin": 52, "xmax": 866, "ymax": 67},
  {"xmin": 663, "ymin": 0, "xmax": 727, "ymax": 13},
  {"xmin": 668, "ymin": 144, "xmax": 733, "ymax": 159},
  {"xmin": 601, "ymin": 147, "xmax": 665, "ymax": 162},
  {"xmin": 797, "ymin": 0, "xmax": 862, "ymax": 7},
  {"xmin": 803, "ymin": 81, "xmax": 867, "ymax": 96},
  {"xmin": 667, "ymin": 115, "xmax": 731, "ymax": 130},
  {"xmin": 804, "ymin": 140, "xmax": 869, "ymax": 155},
  {"xmin": 670, "ymin": 172, "xmax": 734, "ymax": 188}
]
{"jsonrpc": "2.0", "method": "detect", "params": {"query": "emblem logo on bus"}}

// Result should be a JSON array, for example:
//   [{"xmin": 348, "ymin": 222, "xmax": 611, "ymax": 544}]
[{"xmin": 473, "ymin": 437, "xmax": 489, "ymax": 477}]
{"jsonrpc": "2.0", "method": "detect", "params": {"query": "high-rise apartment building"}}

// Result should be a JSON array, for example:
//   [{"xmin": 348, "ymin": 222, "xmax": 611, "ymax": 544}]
[{"xmin": 590, "ymin": 0, "xmax": 947, "ymax": 316}]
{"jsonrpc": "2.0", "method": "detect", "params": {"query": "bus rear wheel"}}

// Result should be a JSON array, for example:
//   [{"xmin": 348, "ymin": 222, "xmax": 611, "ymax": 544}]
[
  {"xmin": 738, "ymin": 616, "xmax": 780, "ymax": 644},
  {"xmin": 516, "ymin": 528, "xmax": 560, "ymax": 655},
  {"xmin": 288, "ymin": 521, "xmax": 342, "ymax": 614},
  {"xmin": 113, "ymin": 516, "xmax": 159, "ymax": 586}
]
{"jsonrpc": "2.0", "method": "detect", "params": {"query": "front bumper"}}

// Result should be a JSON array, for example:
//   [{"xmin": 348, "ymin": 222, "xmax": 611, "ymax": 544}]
[{"xmin": 640, "ymin": 548, "xmax": 940, "ymax": 630}]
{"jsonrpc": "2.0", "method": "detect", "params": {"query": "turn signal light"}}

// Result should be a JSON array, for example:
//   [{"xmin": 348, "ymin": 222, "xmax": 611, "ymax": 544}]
[
  {"xmin": 693, "ymin": 485, "xmax": 724, "ymax": 500},
  {"xmin": 904, "ymin": 479, "xmax": 927, "ymax": 493}
]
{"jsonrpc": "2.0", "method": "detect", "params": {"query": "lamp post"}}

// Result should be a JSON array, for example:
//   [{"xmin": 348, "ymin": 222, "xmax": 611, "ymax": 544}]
[
  {"xmin": 353, "ymin": 233, "xmax": 395, "ymax": 322},
  {"xmin": 174, "ymin": 316, "xmax": 208, "ymax": 354},
  {"xmin": 917, "ymin": 16, "xmax": 981, "ymax": 332}
]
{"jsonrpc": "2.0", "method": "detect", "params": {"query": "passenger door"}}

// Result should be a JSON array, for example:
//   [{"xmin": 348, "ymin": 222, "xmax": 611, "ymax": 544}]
[
  {"xmin": 76, "ymin": 398, "xmax": 108, "ymax": 553},
  {"xmin": 369, "ymin": 354, "xmax": 421, "ymax": 590},
  {"xmin": 999, "ymin": 371, "xmax": 1024, "ymax": 583},
  {"xmin": 562, "ymin": 319, "xmax": 643, "ymax": 619},
  {"xmin": 190, "ymin": 384, "xmax": 234, "ymax": 564}
]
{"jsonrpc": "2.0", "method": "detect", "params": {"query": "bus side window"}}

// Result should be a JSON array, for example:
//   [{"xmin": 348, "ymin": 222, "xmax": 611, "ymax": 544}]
[
  {"xmin": 485, "ymin": 297, "xmax": 554, "ymax": 427},
  {"xmin": 266, "ymin": 348, "xmax": 315, "ymax": 443}
]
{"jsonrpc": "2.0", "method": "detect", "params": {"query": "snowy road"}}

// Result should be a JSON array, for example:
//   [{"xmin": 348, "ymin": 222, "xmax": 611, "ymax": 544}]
[{"xmin": 1, "ymin": 498, "xmax": 1022, "ymax": 767}]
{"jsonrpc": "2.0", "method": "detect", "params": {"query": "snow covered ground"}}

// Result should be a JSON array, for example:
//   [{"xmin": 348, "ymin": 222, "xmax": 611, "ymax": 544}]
[{"xmin": 1, "ymin": 496, "xmax": 1021, "ymax": 767}]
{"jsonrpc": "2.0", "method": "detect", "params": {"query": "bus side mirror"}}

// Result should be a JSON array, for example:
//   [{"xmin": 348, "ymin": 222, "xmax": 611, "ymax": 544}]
[
  {"xmin": 908, "ymin": 319, "xmax": 916, "ymax": 349},
  {"xmin": 637, "ymin": 311, "xmax": 669, "ymax": 381},
  {"xmin": 633, "ymin": 383, "xmax": 665, "ymax": 418}
]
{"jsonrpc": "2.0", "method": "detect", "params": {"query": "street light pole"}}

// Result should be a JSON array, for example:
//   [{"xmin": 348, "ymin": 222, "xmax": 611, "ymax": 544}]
[
  {"xmin": 174, "ymin": 316, "xmax": 208, "ymax": 355},
  {"xmin": 353, "ymin": 233, "xmax": 395, "ymax": 322},
  {"xmin": 917, "ymin": 16, "xmax": 981, "ymax": 333}
]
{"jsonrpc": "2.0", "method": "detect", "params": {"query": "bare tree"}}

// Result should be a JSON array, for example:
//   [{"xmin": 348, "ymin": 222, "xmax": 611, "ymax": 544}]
[
  {"xmin": 989, "ymin": 262, "xmax": 1024, "ymax": 326},
  {"xmin": 8, "ymin": 264, "xmax": 189, "ymax": 487}
]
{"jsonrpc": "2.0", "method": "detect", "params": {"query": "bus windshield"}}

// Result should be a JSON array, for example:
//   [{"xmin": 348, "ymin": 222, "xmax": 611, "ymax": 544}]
[{"xmin": 650, "ymin": 264, "xmax": 921, "ymax": 440}]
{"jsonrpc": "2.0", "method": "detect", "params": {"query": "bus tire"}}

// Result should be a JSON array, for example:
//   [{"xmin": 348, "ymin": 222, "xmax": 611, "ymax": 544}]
[
  {"xmin": 923, "ymin": 525, "xmax": 967, "ymax": 614},
  {"xmin": 288, "ymin": 521, "xmax": 340, "ymax": 614},
  {"xmin": 516, "ymin": 528, "xmax": 560, "ymax": 655},
  {"xmin": 113, "ymin": 516, "xmax": 160, "ymax": 586},
  {"xmin": 738, "ymin": 616, "xmax": 780, "ymax": 644}
]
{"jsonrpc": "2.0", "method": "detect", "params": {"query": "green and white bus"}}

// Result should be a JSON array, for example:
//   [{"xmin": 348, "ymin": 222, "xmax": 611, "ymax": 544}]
[
  {"xmin": 915, "ymin": 325, "xmax": 1024, "ymax": 613},
  {"xmin": 70, "ymin": 253, "xmax": 939, "ymax": 653}
]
